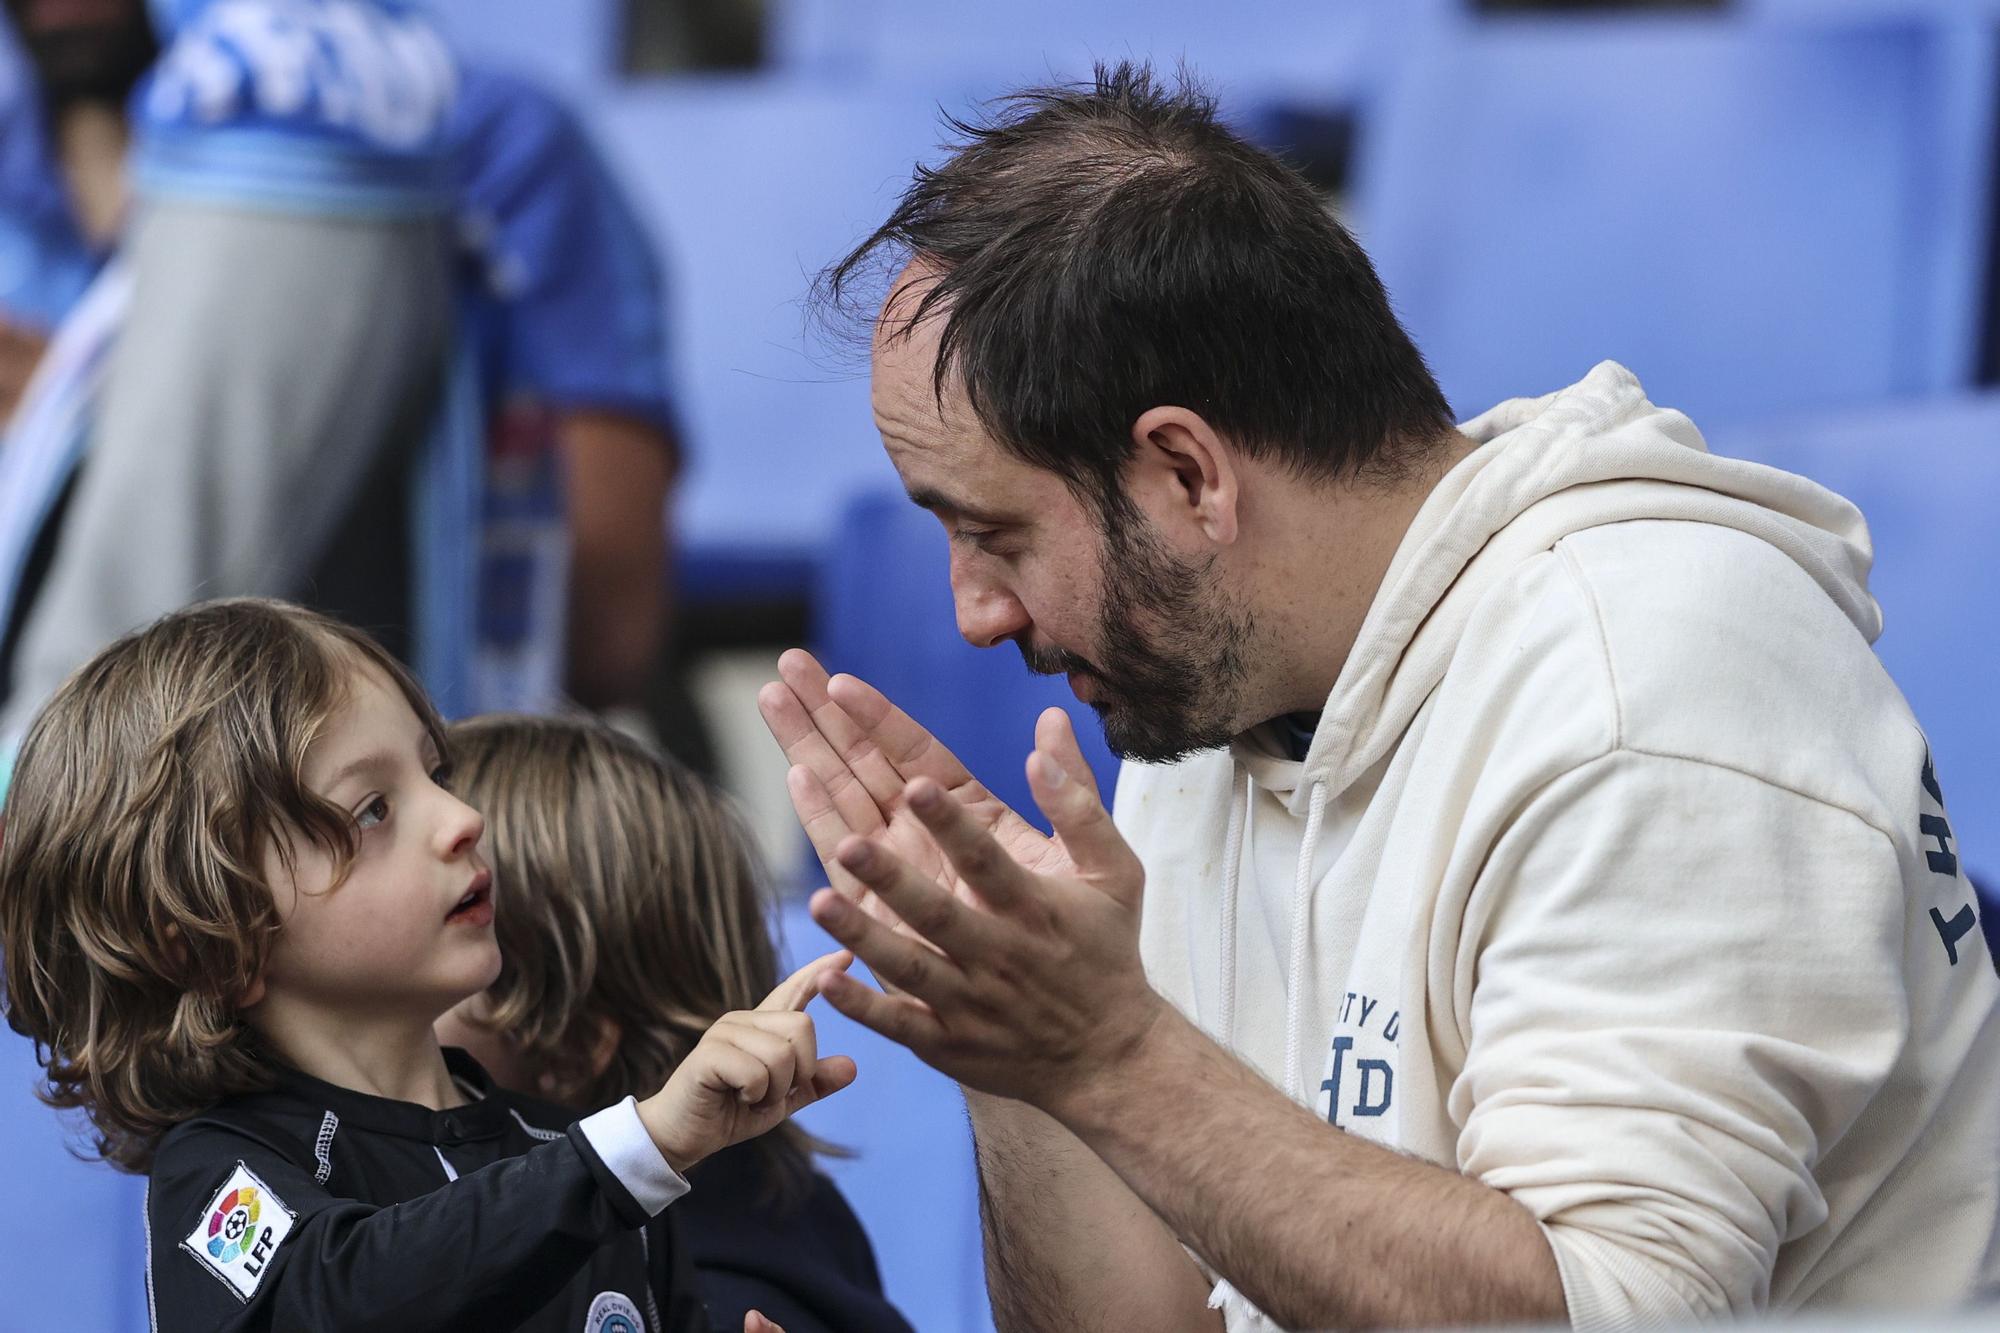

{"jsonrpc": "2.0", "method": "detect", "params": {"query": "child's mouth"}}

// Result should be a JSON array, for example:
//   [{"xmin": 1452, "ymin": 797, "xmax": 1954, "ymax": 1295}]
[{"xmin": 446, "ymin": 873, "xmax": 493, "ymax": 926}]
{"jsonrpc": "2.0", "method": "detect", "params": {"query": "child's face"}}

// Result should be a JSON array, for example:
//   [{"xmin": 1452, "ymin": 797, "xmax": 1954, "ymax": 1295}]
[{"xmin": 254, "ymin": 662, "xmax": 501, "ymax": 1022}]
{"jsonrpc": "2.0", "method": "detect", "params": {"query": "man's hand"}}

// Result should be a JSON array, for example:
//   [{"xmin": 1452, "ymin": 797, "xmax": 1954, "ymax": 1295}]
[
  {"xmin": 757, "ymin": 649, "xmax": 1083, "ymax": 939},
  {"xmin": 802, "ymin": 699, "xmax": 1169, "ymax": 1117},
  {"xmin": 763, "ymin": 652, "xmax": 1227, "ymax": 1331}
]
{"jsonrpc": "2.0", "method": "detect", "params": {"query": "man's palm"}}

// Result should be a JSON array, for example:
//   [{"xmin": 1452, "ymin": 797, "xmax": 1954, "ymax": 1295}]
[
  {"xmin": 874, "ymin": 771, "xmax": 1076, "ymax": 911},
  {"xmin": 758, "ymin": 650, "xmax": 1084, "ymax": 938}
]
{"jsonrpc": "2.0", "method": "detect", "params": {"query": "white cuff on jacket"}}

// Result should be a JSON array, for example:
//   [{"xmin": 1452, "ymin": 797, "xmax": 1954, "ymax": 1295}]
[{"xmin": 577, "ymin": 1097, "xmax": 690, "ymax": 1217}]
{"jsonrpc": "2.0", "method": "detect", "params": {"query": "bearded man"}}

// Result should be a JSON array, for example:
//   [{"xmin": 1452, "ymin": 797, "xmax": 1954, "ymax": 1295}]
[{"xmin": 760, "ymin": 63, "xmax": 1999, "ymax": 1331}]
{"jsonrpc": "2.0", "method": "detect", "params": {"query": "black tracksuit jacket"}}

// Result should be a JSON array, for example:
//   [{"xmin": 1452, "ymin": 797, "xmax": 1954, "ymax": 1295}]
[{"xmin": 144, "ymin": 1051, "xmax": 708, "ymax": 1332}]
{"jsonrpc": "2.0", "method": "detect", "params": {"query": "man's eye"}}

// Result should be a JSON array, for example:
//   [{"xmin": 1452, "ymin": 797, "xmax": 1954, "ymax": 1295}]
[{"xmin": 356, "ymin": 795, "xmax": 390, "ymax": 830}]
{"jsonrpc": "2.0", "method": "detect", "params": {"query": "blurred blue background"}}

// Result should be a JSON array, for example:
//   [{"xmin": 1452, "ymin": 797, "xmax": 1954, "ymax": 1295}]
[{"xmin": 6, "ymin": 0, "xmax": 1999, "ymax": 1328}]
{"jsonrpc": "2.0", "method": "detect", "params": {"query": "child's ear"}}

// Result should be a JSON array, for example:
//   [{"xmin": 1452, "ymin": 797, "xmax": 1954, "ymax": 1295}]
[
  {"xmin": 164, "ymin": 921, "xmax": 267, "ymax": 1009},
  {"xmin": 588, "ymin": 1016, "xmax": 622, "ymax": 1080}
]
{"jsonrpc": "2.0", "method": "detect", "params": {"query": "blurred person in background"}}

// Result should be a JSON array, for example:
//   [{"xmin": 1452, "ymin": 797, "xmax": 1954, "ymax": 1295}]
[
  {"xmin": 0, "ymin": 2, "xmax": 687, "ymax": 773},
  {"xmin": 0, "ymin": 0, "xmax": 456, "ymax": 763},
  {"xmin": 0, "ymin": 0, "xmax": 144, "ymax": 420}
]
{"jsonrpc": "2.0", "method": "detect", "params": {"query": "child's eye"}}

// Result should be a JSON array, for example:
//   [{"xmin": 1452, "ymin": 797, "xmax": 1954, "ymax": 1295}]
[
  {"xmin": 430, "ymin": 761, "xmax": 454, "ymax": 791},
  {"xmin": 355, "ymin": 795, "xmax": 390, "ymax": 830}
]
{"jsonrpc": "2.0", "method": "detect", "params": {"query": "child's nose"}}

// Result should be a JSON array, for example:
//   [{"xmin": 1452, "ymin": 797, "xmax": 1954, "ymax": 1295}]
[{"xmin": 437, "ymin": 792, "xmax": 485, "ymax": 859}]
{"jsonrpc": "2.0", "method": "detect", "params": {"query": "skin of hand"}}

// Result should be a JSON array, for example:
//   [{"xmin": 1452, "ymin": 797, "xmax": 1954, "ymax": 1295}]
[
  {"xmin": 744, "ymin": 1312, "xmax": 785, "ymax": 1333},
  {"xmin": 635, "ymin": 950, "xmax": 858, "ymax": 1175},
  {"xmin": 756, "ymin": 648, "xmax": 1082, "ymax": 951},
  {"xmin": 757, "ymin": 649, "xmax": 1164, "ymax": 1114}
]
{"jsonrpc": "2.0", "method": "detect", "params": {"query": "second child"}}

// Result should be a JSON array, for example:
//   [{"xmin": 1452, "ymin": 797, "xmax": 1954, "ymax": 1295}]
[{"xmin": 437, "ymin": 713, "xmax": 915, "ymax": 1333}]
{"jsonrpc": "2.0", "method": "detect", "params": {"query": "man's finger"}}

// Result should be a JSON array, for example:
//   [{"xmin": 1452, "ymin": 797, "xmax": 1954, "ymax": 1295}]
[
  {"xmin": 810, "ymin": 884, "xmax": 968, "ymax": 1002},
  {"xmin": 817, "ymin": 968, "xmax": 949, "ymax": 1055},
  {"xmin": 1034, "ymin": 707, "xmax": 1103, "ymax": 801},
  {"xmin": 827, "ymin": 671, "xmax": 984, "ymax": 795},
  {"xmin": 784, "ymin": 764, "xmax": 876, "ymax": 901},
  {"xmin": 901, "ymin": 779, "xmax": 1033, "ymax": 916},
  {"xmin": 757, "ymin": 949, "xmax": 854, "ymax": 1012},
  {"xmin": 758, "ymin": 679, "xmax": 888, "ymax": 838},
  {"xmin": 779, "ymin": 650, "xmax": 910, "ymax": 809},
  {"xmin": 1028, "ymin": 740, "xmax": 1144, "ymax": 910},
  {"xmin": 832, "ymin": 831, "xmax": 1004, "ymax": 953}
]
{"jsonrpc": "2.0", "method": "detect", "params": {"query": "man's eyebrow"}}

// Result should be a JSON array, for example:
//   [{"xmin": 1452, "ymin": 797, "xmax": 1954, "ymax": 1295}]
[{"xmin": 906, "ymin": 486, "xmax": 1013, "ymax": 527}]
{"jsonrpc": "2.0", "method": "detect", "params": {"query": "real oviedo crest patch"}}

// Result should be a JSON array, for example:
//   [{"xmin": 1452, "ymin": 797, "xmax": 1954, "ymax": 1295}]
[
  {"xmin": 584, "ymin": 1290, "xmax": 647, "ymax": 1332},
  {"xmin": 182, "ymin": 1162, "xmax": 297, "ymax": 1301}
]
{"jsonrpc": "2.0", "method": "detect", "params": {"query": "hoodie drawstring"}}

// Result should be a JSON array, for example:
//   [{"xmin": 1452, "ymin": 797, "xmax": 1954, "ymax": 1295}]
[
  {"xmin": 1217, "ymin": 772, "xmax": 1252, "ymax": 1051},
  {"xmin": 1280, "ymin": 781, "xmax": 1329, "ymax": 1098}
]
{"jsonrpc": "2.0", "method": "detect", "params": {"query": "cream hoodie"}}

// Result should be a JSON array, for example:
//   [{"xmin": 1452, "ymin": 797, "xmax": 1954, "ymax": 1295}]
[{"xmin": 1118, "ymin": 363, "xmax": 2000, "ymax": 1330}]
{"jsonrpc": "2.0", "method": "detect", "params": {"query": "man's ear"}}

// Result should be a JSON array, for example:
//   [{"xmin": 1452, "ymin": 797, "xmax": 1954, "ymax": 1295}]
[
  {"xmin": 1128, "ymin": 405, "xmax": 1240, "ymax": 545},
  {"xmin": 587, "ymin": 1015, "xmax": 622, "ymax": 1080}
]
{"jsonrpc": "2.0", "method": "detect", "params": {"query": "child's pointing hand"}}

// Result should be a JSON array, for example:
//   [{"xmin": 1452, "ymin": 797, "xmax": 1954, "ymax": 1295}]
[{"xmin": 637, "ymin": 951, "xmax": 858, "ymax": 1174}]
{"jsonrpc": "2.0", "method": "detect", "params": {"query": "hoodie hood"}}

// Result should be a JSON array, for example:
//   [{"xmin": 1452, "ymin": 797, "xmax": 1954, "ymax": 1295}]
[{"xmin": 1250, "ymin": 360, "xmax": 1877, "ymax": 817}]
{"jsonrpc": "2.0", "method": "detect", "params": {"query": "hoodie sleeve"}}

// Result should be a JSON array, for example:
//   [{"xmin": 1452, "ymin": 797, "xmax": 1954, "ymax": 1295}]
[{"xmin": 1454, "ymin": 748, "xmax": 1907, "ymax": 1328}]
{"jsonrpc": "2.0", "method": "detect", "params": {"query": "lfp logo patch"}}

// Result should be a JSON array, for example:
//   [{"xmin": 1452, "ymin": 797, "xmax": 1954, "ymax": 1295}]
[{"xmin": 182, "ymin": 1162, "xmax": 297, "ymax": 1301}]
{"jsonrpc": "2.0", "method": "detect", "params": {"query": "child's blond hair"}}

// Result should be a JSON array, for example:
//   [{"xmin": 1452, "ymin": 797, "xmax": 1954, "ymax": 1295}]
[
  {"xmin": 447, "ymin": 713, "xmax": 829, "ymax": 1199},
  {"xmin": 0, "ymin": 598, "xmax": 447, "ymax": 1172}
]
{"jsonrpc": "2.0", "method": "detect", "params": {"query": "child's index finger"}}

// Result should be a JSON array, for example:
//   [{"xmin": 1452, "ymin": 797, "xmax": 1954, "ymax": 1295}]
[{"xmin": 758, "ymin": 949, "xmax": 854, "ymax": 1012}]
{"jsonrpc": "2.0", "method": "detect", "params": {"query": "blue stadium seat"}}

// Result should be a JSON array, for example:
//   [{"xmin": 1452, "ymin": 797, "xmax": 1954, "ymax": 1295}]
[
  {"xmin": 1354, "ymin": 15, "xmax": 1998, "ymax": 429},
  {"xmin": 587, "ymin": 84, "xmax": 955, "ymax": 597},
  {"xmin": 1710, "ymin": 393, "xmax": 2000, "ymax": 870},
  {"xmin": 0, "ymin": 1031, "xmax": 148, "ymax": 1329}
]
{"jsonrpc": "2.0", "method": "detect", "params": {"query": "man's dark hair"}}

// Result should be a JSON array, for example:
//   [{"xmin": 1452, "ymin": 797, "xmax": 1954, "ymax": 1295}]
[{"xmin": 820, "ymin": 61, "xmax": 1455, "ymax": 513}]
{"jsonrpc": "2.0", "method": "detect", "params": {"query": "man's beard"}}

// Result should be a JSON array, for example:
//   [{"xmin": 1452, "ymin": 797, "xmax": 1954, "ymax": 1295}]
[{"xmin": 1019, "ymin": 508, "xmax": 1253, "ymax": 765}]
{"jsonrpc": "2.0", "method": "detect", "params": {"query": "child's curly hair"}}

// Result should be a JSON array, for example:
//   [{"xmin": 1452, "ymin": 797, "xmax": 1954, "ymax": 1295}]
[
  {"xmin": 0, "ymin": 598, "xmax": 446, "ymax": 1172},
  {"xmin": 446, "ymin": 713, "xmax": 839, "ymax": 1203}
]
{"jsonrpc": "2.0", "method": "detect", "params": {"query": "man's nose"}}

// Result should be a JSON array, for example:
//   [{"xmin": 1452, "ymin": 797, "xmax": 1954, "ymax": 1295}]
[{"xmin": 950, "ymin": 559, "xmax": 1030, "ymax": 649}]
